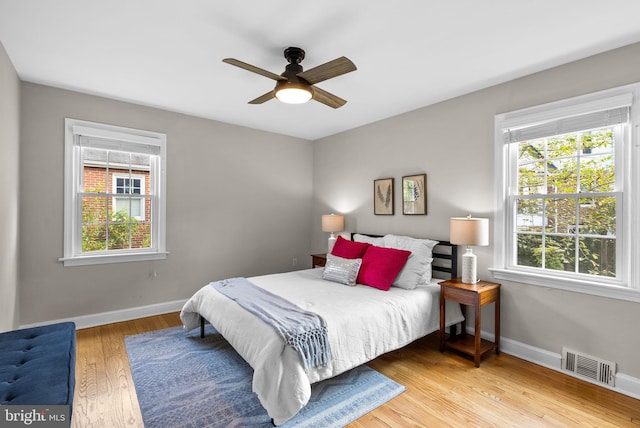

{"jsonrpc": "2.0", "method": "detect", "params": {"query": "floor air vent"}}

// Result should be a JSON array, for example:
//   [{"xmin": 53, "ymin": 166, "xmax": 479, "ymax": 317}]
[{"xmin": 562, "ymin": 347, "xmax": 616, "ymax": 387}]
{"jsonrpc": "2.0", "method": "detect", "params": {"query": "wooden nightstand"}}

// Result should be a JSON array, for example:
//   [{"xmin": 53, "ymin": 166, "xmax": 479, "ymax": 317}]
[
  {"xmin": 439, "ymin": 278, "xmax": 500, "ymax": 367},
  {"xmin": 311, "ymin": 253, "xmax": 327, "ymax": 268}
]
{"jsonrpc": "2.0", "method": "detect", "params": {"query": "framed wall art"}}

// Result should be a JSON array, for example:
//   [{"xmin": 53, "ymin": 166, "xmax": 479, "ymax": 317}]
[
  {"xmin": 373, "ymin": 178, "xmax": 394, "ymax": 215},
  {"xmin": 402, "ymin": 173, "xmax": 426, "ymax": 215}
]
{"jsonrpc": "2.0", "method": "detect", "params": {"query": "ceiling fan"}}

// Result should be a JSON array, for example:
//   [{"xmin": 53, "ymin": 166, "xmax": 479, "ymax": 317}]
[{"xmin": 222, "ymin": 47, "xmax": 357, "ymax": 108}]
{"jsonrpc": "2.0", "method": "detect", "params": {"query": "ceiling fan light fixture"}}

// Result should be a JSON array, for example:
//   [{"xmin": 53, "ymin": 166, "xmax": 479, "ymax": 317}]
[
  {"xmin": 223, "ymin": 47, "xmax": 355, "ymax": 108},
  {"xmin": 275, "ymin": 85, "xmax": 313, "ymax": 104}
]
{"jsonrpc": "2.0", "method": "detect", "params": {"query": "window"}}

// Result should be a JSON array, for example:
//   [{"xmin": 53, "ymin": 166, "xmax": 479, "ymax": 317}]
[
  {"xmin": 113, "ymin": 174, "xmax": 145, "ymax": 221},
  {"xmin": 61, "ymin": 119, "xmax": 168, "ymax": 266},
  {"xmin": 514, "ymin": 124, "xmax": 620, "ymax": 277},
  {"xmin": 493, "ymin": 85, "xmax": 640, "ymax": 302}
]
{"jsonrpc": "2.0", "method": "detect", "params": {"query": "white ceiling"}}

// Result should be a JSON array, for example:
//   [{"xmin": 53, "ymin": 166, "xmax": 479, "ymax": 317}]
[{"xmin": 2, "ymin": 1, "xmax": 640, "ymax": 140}]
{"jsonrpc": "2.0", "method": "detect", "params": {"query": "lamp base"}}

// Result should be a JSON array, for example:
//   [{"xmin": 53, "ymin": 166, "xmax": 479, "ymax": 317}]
[
  {"xmin": 327, "ymin": 233, "xmax": 337, "ymax": 254},
  {"xmin": 461, "ymin": 247, "xmax": 478, "ymax": 284}
]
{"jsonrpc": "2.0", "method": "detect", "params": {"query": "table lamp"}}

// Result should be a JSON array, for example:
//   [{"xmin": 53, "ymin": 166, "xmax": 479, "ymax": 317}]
[
  {"xmin": 322, "ymin": 213, "xmax": 344, "ymax": 253},
  {"xmin": 450, "ymin": 215, "xmax": 489, "ymax": 284}
]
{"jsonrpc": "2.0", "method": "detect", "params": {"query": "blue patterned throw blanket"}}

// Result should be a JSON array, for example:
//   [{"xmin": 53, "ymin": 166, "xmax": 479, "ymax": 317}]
[{"xmin": 210, "ymin": 277, "xmax": 331, "ymax": 369}]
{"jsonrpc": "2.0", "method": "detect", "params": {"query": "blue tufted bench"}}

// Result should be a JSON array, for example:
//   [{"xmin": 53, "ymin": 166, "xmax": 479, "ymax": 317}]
[{"xmin": 0, "ymin": 322, "xmax": 76, "ymax": 412}]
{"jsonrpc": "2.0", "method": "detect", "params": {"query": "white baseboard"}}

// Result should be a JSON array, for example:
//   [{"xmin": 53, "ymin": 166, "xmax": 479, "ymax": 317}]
[
  {"xmin": 475, "ymin": 329, "xmax": 640, "ymax": 401},
  {"xmin": 19, "ymin": 299, "xmax": 187, "ymax": 330},
  {"xmin": 19, "ymin": 301, "xmax": 640, "ymax": 401}
]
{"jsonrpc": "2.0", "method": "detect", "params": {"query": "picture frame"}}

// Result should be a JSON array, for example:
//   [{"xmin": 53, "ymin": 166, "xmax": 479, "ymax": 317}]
[
  {"xmin": 402, "ymin": 173, "xmax": 427, "ymax": 215},
  {"xmin": 373, "ymin": 178, "xmax": 394, "ymax": 215}
]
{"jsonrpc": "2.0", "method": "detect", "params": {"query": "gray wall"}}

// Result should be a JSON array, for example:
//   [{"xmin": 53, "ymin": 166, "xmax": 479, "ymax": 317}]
[
  {"xmin": 8, "ymin": 37, "xmax": 640, "ymax": 379},
  {"xmin": 312, "ymin": 42, "xmax": 640, "ymax": 378},
  {"xmin": 0, "ymin": 41, "xmax": 20, "ymax": 332},
  {"xmin": 19, "ymin": 83, "xmax": 313, "ymax": 324}
]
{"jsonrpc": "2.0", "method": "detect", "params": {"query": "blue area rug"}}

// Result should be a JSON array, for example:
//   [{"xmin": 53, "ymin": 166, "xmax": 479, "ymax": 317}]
[{"xmin": 125, "ymin": 324, "xmax": 405, "ymax": 427}]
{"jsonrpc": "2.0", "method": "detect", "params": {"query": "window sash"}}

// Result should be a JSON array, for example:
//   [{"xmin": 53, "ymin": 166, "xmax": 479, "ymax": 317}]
[{"xmin": 508, "ymin": 191, "xmax": 621, "ymax": 277}]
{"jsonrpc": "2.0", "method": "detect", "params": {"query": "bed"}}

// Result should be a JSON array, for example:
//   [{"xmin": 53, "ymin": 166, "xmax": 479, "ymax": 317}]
[{"xmin": 180, "ymin": 233, "xmax": 465, "ymax": 425}]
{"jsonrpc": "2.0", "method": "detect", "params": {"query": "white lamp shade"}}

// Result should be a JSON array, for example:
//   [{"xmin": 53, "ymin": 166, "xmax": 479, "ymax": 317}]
[
  {"xmin": 450, "ymin": 217, "xmax": 489, "ymax": 246},
  {"xmin": 322, "ymin": 214, "xmax": 344, "ymax": 233}
]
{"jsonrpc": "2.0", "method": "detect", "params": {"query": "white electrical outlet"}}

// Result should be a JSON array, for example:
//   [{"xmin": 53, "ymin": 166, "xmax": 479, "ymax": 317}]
[{"xmin": 292, "ymin": 258, "xmax": 297, "ymax": 267}]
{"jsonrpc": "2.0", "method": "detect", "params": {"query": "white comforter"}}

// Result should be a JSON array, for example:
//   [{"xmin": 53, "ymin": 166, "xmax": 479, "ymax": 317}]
[{"xmin": 180, "ymin": 268, "xmax": 464, "ymax": 425}]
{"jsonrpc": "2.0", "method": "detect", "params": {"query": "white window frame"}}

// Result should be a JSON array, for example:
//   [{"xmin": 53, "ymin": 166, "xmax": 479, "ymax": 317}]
[
  {"xmin": 60, "ymin": 118, "xmax": 168, "ymax": 266},
  {"xmin": 112, "ymin": 173, "xmax": 146, "ymax": 221},
  {"xmin": 491, "ymin": 84, "xmax": 640, "ymax": 303}
]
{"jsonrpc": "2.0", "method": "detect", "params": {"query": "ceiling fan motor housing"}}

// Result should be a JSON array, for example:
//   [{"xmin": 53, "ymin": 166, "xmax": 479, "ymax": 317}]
[
  {"xmin": 284, "ymin": 47, "xmax": 305, "ymax": 64},
  {"xmin": 278, "ymin": 47, "xmax": 313, "ymax": 95}
]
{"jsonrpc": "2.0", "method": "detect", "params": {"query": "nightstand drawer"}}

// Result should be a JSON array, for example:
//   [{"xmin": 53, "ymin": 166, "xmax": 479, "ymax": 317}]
[{"xmin": 441, "ymin": 286, "xmax": 477, "ymax": 306}]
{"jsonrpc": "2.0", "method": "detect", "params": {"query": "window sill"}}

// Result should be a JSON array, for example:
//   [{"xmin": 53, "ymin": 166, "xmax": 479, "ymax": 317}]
[
  {"xmin": 59, "ymin": 251, "xmax": 169, "ymax": 267},
  {"xmin": 489, "ymin": 268, "xmax": 640, "ymax": 303}
]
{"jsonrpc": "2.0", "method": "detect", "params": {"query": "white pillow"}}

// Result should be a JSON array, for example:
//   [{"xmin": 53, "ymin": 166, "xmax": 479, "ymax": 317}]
[
  {"xmin": 383, "ymin": 234, "xmax": 438, "ymax": 289},
  {"xmin": 322, "ymin": 254, "xmax": 362, "ymax": 286},
  {"xmin": 353, "ymin": 233, "xmax": 384, "ymax": 246},
  {"xmin": 420, "ymin": 262, "xmax": 433, "ymax": 285}
]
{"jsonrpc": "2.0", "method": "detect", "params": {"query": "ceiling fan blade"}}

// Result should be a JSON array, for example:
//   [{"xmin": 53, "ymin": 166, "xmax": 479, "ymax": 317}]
[
  {"xmin": 297, "ymin": 56, "xmax": 356, "ymax": 85},
  {"xmin": 248, "ymin": 91, "xmax": 275, "ymax": 104},
  {"xmin": 312, "ymin": 86, "xmax": 347, "ymax": 109},
  {"xmin": 222, "ymin": 58, "xmax": 286, "ymax": 81}
]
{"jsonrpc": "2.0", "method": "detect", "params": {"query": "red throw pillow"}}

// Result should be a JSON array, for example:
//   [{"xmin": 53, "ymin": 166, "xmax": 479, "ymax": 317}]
[
  {"xmin": 331, "ymin": 235, "xmax": 369, "ymax": 259},
  {"xmin": 357, "ymin": 245, "xmax": 411, "ymax": 291}
]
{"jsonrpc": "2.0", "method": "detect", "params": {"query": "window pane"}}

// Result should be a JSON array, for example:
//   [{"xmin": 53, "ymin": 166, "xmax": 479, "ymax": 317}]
[
  {"xmin": 82, "ymin": 148, "xmax": 107, "ymax": 193},
  {"xmin": 518, "ymin": 140, "xmax": 545, "ymax": 163},
  {"xmin": 108, "ymin": 222, "xmax": 131, "ymax": 250},
  {"xmin": 547, "ymin": 158, "xmax": 577, "ymax": 194},
  {"xmin": 517, "ymin": 234, "xmax": 542, "ymax": 268},
  {"xmin": 544, "ymin": 198, "xmax": 576, "ymax": 234},
  {"xmin": 518, "ymin": 161, "xmax": 545, "ymax": 195},
  {"xmin": 578, "ymin": 197, "xmax": 616, "ymax": 236},
  {"xmin": 580, "ymin": 154, "xmax": 615, "ymax": 193},
  {"xmin": 545, "ymin": 235, "xmax": 575, "ymax": 273},
  {"xmin": 579, "ymin": 237, "xmax": 615, "ymax": 277},
  {"xmin": 132, "ymin": 223, "xmax": 152, "ymax": 249},
  {"xmin": 547, "ymin": 134, "xmax": 577, "ymax": 159},
  {"xmin": 581, "ymin": 129, "xmax": 614, "ymax": 154},
  {"xmin": 516, "ymin": 199, "xmax": 543, "ymax": 232},
  {"xmin": 82, "ymin": 224, "xmax": 106, "ymax": 252},
  {"xmin": 81, "ymin": 195, "xmax": 108, "ymax": 252},
  {"xmin": 82, "ymin": 195, "xmax": 107, "ymax": 224}
]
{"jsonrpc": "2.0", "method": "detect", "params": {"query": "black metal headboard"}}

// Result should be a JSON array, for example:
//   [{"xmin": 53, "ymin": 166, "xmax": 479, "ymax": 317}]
[{"xmin": 350, "ymin": 233, "xmax": 458, "ymax": 280}]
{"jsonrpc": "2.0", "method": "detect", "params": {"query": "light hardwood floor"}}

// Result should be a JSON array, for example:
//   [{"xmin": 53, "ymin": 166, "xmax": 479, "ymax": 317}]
[{"xmin": 72, "ymin": 313, "xmax": 640, "ymax": 427}]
